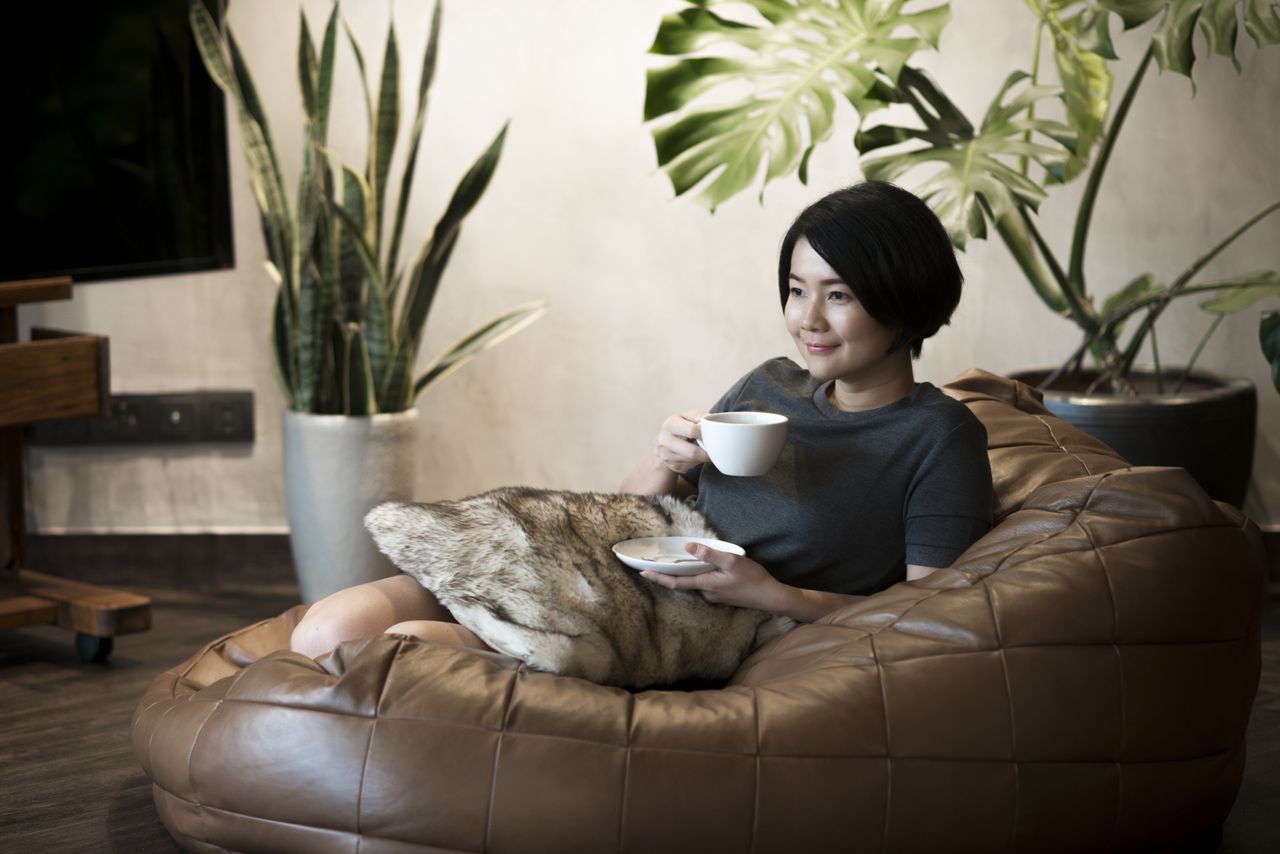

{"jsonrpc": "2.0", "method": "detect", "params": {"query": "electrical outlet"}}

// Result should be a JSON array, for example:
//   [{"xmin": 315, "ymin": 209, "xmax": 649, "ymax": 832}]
[
  {"xmin": 91, "ymin": 398, "xmax": 146, "ymax": 442},
  {"xmin": 203, "ymin": 392, "xmax": 254, "ymax": 442},
  {"xmin": 155, "ymin": 397, "xmax": 199, "ymax": 441},
  {"xmin": 25, "ymin": 391, "xmax": 255, "ymax": 445}
]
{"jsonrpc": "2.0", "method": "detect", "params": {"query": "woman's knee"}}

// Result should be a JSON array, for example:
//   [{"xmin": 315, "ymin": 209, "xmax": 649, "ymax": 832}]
[
  {"xmin": 289, "ymin": 575, "xmax": 451, "ymax": 658},
  {"xmin": 290, "ymin": 596, "xmax": 355, "ymax": 658}
]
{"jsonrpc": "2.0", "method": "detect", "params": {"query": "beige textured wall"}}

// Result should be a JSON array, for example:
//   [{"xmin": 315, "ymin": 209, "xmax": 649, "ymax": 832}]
[{"xmin": 22, "ymin": 0, "xmax": 1280, "ymax": 533}]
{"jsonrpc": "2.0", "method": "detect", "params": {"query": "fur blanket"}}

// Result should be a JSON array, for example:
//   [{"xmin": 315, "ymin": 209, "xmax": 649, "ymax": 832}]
[{"xmin": 364, "ymin": 487, "xmax": 781, "ymax": 689}]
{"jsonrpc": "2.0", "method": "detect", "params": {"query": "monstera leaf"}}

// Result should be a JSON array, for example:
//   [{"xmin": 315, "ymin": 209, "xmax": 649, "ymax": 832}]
[
  {"xmin": 1262, "ymin": 311, "xmax": 1280, "ymax": 393},
  {"xmin": 1197, "ymin": 270, "xmax": 1280, "ymax": 313},
  {"xmin": 645, "ymin": 0, "xmax": 951, "ymax": 209},
  {"xmin": 856, "ymin": 70, "xmax": 1074, "ymax": 247},
  {"xmin": 1100, "ymin": 0, "xmax": 1280, "ymax": 75},
  {"xmin": 1032, "ymin": 0, "xmax": 1114, "ymax": 181}
]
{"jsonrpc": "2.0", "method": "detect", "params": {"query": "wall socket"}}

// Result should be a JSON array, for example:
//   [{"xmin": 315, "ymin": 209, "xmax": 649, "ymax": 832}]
[{"xmin": 26, "ymin": 391, "xmax": 255, "ymax": 445}]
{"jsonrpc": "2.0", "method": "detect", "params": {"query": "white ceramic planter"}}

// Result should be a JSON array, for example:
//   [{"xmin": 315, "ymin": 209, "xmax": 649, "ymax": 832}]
[{"xmin": 283, "ymin": 409, "xmax": 419, "ymax": 602}]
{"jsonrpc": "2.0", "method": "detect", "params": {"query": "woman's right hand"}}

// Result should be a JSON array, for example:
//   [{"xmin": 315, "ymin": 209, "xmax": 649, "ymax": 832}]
[{"xmin": 655, "ymin": 409, "xmax": 711, "ymax": 474}]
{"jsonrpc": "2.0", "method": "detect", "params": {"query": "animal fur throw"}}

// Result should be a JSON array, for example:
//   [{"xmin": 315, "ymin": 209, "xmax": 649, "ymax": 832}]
[{"xmin": 364, "ymin": 487, "xmax": 782, "ymax": 689}]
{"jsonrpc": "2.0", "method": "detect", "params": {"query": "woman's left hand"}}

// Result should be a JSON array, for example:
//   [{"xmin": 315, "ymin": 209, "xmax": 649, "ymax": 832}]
[{"xmin": 639, "ymin": 544, "xmax": 787, "ymax": 612}]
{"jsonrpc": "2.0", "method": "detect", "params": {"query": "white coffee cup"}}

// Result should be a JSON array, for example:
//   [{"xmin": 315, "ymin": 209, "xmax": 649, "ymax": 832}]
[{"xmin": 696, "ymin": 411, "xmax": 789, "ymax": 476}]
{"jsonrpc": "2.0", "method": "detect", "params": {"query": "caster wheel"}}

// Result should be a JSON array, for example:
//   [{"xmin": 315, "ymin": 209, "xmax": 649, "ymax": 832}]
[{"xmin": 75, "ymin": 633, "xmax": 114, "ymax": 664}]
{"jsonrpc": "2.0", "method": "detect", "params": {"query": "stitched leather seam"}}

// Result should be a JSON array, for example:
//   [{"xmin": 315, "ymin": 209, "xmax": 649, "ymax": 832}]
[
  {"xmin": 152, "ymin": 792, "xmax": 475, "ymax": 852},
  {"xmin": 482, "ymin": 671, "xmax": 518, "ymax": 852},
  {"xmin": 747, "ymin": 686, "xmax": 757, "ymax": 854},
  {"xmin": 354, "ymin": 638, "xmax": 400, "ymax": 848},
  {"xmin": 182, "ymin": 693, "xmax": 225, "ymax": 846},
  {"xmin": 1075, "ymin": 489, "xmax": 1126, "ymax": 852},
  {"xmin": 873, "ymin": 632, "xmax": 891, "ymax": 854},
  {"xmin": 1032, "ymin": 413, "xmax": 1095, "ymax": 474},
  {"xmin": 616, "ymin": 690, "xmax": 634, "ymax": 854},
  {"xmin": 986, "ymin": 582, "xmax": 1019, "ymax": 854}
]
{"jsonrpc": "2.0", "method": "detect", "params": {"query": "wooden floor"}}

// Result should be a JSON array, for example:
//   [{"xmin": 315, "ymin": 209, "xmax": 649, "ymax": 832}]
[
  {"xmin": 0, "ymin": 584, "xmax": 1277, "ymax": 853},
  {"xmin": 0, "ymin": 584, "xmax": 299, "ymax": 853}
]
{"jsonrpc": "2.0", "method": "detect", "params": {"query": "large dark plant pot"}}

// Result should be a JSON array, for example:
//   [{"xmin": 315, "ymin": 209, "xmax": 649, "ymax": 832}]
[{"xmin": 1010, "ymin": 367, "xmax": 1257, "ymax": 508}]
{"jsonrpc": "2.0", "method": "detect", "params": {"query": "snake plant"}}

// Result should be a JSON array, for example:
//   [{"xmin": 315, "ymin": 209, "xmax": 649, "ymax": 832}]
[
  {"xmin": 190, "ymin": 0, "xmax": 545, "ymax": 414},
  {"xmin": 644, "ymin": 0, "xmax": 1279, "ymax": 394}
]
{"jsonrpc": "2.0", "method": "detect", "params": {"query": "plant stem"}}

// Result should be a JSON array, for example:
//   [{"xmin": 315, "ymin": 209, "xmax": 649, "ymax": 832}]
[
  {"xmin": 1119, "ymin": 198, "xmax": 1280, "ymax": 373},
  {"xmin": 1148, "ymin": 314, "xmax": 1163, "ymax": 392},
  {"xmin": 1105, "ymin": 281, "xmax": 1274, "ymax": 326},
  {"xmin": 1020, "ymin": 9, "xmax": 1047, "ymax": 177},
  {"xmin": 1174, "ymin": 313, "xmax": 1225, "ymax": 393},
  {"xmin": 1017, "ymin": 204, "xmax": 1090, "ymax": 324},
  {"xmin": 1069, "ymin": 45, "xmax": 1155, "ymax": 300},
  {"xmin": 1040, "ymin": 333, "xmax": 1092, "ymax": 389}
]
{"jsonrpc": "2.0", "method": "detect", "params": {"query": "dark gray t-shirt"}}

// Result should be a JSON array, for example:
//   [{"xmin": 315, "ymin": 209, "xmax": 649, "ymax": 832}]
[{"xmin": 683, "ymin": 358, "xmax": 993, "ymax": 596}]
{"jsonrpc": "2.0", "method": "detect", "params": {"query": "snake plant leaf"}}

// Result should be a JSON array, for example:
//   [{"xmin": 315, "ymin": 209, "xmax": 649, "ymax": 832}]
[
  {"xmin": 414, "ymin": 301, "xmax": 549, "ymax": 397},
  {"xmin": 644, "ymin": 0, "xmax": 952, "ymax": 210},
  {"xmin": 330, "ymin": 168, "xmax": 392, "ymax": 403},
  {"xmin": 385, "ymin": 0, "xmax": 443, "ymax": 293},
  {"xmin": 298, "ymin": 7, "xmax": 340, "ymax": 140},
  {"xmin": 189, "ymin": 1, "xmax": 292, "ymax": 295},
  {"xmin": 381, "ymin": 345, "xmax": 416, "ymax": 412},
  {"xmin": 296, "ymin": 253, "xmax": 329, "ymax": 412},
  {"xmin": 272, "ymin": 285, "xmax": 297, "ymax": 409},
  {"xmin": 370, "ymin": 22, "xmax": 401, "ymax": 256},
  {"xmin": 396, "ymin": 123, "xmax": 509, "ymax": 352},
  {"xmin": 342, "ymin": 324, "xmax": 377, "ymax": 415},
  {"xmin": 315, "ymin": 5, "xmax": 339, "ymax": 140},
  {"xmin": 297, "ymin": 30, "xmax": 323, "ymax": 273},
  {"xmin": 1197, "ymin": 270, "xmax": 1280, "ymax": 312},
  {"xmin": 859, "ymin": 70, "xmax": 1073, "ymax": 247},
  {"xmin": 1261, "ymin": 310, "xmax": 1280, "ymax": 392},
  {"xmin": 299, "ymin": 13, "xmax": 318, "ymax": 123},
  {"xmin": 327, "ymin": 317, "xmax": 347, "ymax": 413},
  {"xmin": 226, "ymin": 33, "xmax": 295, "ymax": 267},
  {"xmin": 335, "ymin": 163, "xmax": 366, "ymax": 323},
  {"xmin": 343, "ymin": 20, "xmax": 374, "ymax": 131},
  {"xmin": 387, "ymin": 227, "xmax": 459, "ymax": 406}
]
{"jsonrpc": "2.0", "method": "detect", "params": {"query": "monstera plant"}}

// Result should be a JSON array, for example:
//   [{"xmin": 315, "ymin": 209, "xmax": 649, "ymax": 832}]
[
  {"xmin": 190, "ymin": 0, "xmax": 544, "ymax": 415},
  {"xmin": 644, "ymin": 0, "xmax": 1279, "ymax": 396}
]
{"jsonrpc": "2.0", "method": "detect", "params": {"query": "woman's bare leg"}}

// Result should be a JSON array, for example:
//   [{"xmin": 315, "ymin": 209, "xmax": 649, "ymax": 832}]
[
  {"xmin": 290, "ymin": 574, "xmax": 452, "ymax": 658},
  {"xmin": 384, "ymin": 620, "xmax": 490, "ymax": 651}
]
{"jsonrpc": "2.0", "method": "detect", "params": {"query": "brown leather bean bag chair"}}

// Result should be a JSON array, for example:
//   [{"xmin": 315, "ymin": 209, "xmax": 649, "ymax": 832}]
[{"xmin": 132, "ymin": 370, "xmax": 1266, "ymax": 854}]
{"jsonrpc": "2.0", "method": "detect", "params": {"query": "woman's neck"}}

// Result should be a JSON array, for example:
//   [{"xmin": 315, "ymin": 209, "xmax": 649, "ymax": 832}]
[{"xmin": 828, "ymin": 359, "xmax": 916, "ymax": 412}]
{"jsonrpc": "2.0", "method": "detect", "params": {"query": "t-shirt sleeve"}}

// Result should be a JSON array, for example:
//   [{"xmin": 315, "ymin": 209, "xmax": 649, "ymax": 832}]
[
  {"xmin": 679, "ymin": 369, "xmax": 754, "ymax": 489},
  {"xmin": 904, "ymin": 416, "xmax": 994, "ymax": 568}
]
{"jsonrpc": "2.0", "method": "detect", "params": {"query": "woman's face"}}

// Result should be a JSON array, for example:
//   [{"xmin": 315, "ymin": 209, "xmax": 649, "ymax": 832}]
[{"xmin": 783, "ymin": 237, "xmax": 902, "ymax": 388}]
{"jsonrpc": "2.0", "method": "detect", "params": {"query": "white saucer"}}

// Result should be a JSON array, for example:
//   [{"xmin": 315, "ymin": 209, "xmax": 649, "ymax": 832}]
[{"xmin": 612, "ymin": 536, "xmax": 744, "ymax": 576}]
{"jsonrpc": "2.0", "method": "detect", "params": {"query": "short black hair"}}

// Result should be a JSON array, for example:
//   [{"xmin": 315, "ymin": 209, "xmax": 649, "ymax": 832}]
[{"xmin": 777, "ymin": 181, "xmax": 963, "ymax": 358}]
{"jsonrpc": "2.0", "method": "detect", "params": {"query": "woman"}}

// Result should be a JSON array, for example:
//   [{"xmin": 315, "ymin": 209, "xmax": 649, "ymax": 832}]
[
  {"xmin": 290, "ymin": 181, "xmax": 992, "ymax": 658},
  {"xmin": 620, "ymin": 180, "xmax": 992, "ymax": 619}
]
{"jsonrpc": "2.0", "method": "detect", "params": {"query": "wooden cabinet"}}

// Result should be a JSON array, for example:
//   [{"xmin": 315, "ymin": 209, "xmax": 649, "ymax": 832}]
[{"xmin": 1, "ymin": 277, "xmax": 150, "ymax": 662}]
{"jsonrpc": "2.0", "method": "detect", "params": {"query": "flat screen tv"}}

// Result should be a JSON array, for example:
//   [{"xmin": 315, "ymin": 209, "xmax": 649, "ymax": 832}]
[{"xmin": 1, "ymin": 0, "xmax": 234, "ymax": 284}]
